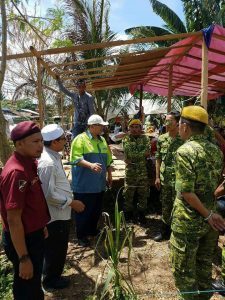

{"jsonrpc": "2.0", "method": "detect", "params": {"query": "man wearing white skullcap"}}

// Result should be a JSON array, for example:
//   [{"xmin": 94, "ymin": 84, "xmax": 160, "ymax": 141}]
[{"xmin": 38, "ymin": 124, "xmax": 85, "ymax": 290}]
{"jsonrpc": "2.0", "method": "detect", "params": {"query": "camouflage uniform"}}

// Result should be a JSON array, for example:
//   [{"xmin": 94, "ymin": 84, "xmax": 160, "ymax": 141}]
[
  {"xmin": 123, "ymin": 134, "xmax": 149, "ymax": 212},
  {"xmin": 170, "ymin": 134, "xmax": 223, "ymax": 300},
  {"xmin": 204, "ymin": 125, "xmax": 217, "ymax": 144},
  {"xmin": 155, "ymin": 133, "xmax": 183, "ymax": 225}
]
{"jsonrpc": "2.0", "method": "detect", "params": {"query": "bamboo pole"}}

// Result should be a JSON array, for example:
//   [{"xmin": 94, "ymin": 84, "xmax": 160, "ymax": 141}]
[
  {"xmin": 200, "ymin": 37, "xmax": 208, "ymax": 109},
  {"xmin": 36, "ymin": 58, "xmax": 44, "ymax": 128},
  {"xmin": 167, "ymin": 65, "xmax": 173, "ymax": 112}
]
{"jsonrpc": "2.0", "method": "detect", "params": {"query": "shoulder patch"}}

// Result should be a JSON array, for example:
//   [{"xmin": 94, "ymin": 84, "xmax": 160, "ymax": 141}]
[{"xmin": 18, "ymin": 180, "xmax": 27, "ymax": 192}]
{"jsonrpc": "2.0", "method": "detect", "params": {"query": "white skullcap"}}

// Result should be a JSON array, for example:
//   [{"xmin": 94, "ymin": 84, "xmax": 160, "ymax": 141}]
[{"xmin": 41, "ymin": 124, "xmax": 64, "ymax": 141}]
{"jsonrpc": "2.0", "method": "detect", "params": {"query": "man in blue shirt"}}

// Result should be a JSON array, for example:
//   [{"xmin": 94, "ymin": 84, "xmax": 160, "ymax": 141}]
[{"xmin": 56, "ymin": 76, "xmax": 95, "ymax": 138}]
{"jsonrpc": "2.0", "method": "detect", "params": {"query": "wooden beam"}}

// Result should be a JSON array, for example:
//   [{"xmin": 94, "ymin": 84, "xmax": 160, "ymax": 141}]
[
  {"xmin": 30, "ymin": 46, "xmax": 58, "ymax": 79},
  {"xmin": 167, "ymin": 65, "xmax": 173, "ymax": 112},
  {"xmin": 200, "ymin": 37, "xmax": 208, "ymax": 109},
  {"xmin": 139, "ymin": 83, "xmax": 143, "ymax": 111},
  {"xmin": 59, "ymin": 64, "xmax": 117, "ymax": 75},
  {"xmin": 1, "ymin": 31, "xmax": 202, "ymax": 61},
  {"xmin": 36, "ymin": 58, "xmax": 44, "ymax": 128},
  {"xmin": 49, "ymin": 42, "xmax": 195, "ymax": 69}
]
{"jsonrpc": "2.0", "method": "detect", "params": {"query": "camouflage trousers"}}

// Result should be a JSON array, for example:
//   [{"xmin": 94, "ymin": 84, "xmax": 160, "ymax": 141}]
[
  {"xmin": 160, "ymin": 184, "xmax": 176, "ymax": 226},
  {"xmin": 123, "ymin": 165, "xmax": 149, "ymax": 212},
  {"xmin": 170, "ymin": 230, "xmax": 218, "ymax": 300}
]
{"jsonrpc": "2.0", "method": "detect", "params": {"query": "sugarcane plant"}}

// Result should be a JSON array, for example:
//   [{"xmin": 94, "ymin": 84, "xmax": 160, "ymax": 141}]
[{"xmin": 96, "ymin": 191, "xmax": 138, "ymax": 300}]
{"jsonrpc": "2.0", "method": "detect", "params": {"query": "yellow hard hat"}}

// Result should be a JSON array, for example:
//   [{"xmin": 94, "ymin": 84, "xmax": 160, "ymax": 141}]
[
  {"xmin": 181, "ymin": 106, "xmax": 208, "ymax": 125},
  {"xmin": 128, "ymin": 119, "xmax": 142, "ymax": 126}
]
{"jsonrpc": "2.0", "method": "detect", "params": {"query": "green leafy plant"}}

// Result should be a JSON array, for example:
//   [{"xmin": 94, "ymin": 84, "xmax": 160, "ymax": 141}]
[{"xmin": 95, "ymin": 191, "xmax": 138, "ymax": 300}]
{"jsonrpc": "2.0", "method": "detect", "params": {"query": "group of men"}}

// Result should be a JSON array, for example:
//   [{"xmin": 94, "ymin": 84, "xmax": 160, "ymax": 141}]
[
  {"xmin": 1, "ymin": 76, "xmax": 225, "ymax": 300},
  {"xmin": 121, "ymin": 105, "xmax": 225, "ymax": 299},
  {"xmin": 153, "ymin": 106, "xmax": 225, "ymax": 299},
  {"xmin": 0, "ymin": 75, "xmax": 113, "ymax": 300}
]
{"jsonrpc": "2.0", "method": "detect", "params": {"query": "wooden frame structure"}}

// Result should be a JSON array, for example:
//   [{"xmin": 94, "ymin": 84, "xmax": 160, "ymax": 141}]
[{"xmin": 1, "ymin": 29, "xmax": 217, "ymax": 126}]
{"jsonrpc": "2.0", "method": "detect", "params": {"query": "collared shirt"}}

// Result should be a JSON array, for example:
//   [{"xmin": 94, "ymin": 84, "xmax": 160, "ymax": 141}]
[
  {"xmin": 38, "ymin": 147, "xmax": 73, "ymax": 223},
  {"xmin": 70, "ymin": 130, "xmax": 112, "ymax": 193},
  {"xmin": 0, "ymin": 152, "xmax": 50, "ymax": 234},
  {"xmin": 172, "ymin": 134, "xmax": 223, "ymax": 234},
  {"xmin": 58, "ymin": 80, "xmax": 95, "ymax": 125}
]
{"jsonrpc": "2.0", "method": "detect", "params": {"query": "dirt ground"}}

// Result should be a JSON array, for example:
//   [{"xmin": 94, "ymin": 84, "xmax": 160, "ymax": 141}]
[{"xmin": 43, "ymin": 213, "xmax": 225, "ymax": 300}]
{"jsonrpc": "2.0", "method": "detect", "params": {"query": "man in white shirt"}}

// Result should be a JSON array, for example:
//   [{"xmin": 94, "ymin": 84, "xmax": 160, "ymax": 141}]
[{"xmin": 38, "ymin": 124, "xmax": 85, "ymax": 290}]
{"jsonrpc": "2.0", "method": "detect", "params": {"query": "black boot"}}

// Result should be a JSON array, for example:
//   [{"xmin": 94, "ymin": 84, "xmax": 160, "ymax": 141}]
[
  {"xmin": 138, "ymin": 211, "xmax": 147, "ymax": 225},
  {"xmin": 124, "ymin": 211, "xmax": 133, "ymax": 223},
  {"xmin": 153, "ymin": 223, "xmax": 171, "ymax": 242}
]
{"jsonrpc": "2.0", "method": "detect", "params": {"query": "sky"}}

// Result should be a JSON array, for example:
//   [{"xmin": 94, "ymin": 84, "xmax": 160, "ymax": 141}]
[
  {"xmin": 31, "ymin": 0, "xmax": 185, "ymax": 36},
  {"xmin": 109, "ymin": 0, "xmax": 185, "ymax": 35}
]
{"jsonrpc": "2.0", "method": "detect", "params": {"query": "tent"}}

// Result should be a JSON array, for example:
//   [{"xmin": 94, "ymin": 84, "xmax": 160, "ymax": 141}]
[{"xmin": 107, "ymin": 99, "xmax": 167, "ymax": 120}]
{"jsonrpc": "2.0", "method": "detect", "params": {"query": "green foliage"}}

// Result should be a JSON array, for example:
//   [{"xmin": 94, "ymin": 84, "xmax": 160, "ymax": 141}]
[
  {"xmin": 95, "ymin": 198, "xmax": 137, "ymax": 300},
  {"xmin": 0, "ymin": 222, "xmax": 13, "ymax": 300},
  {"xmin": 0, "ymin": 255, "xmax": 13, "ymax": 300},
  {"xmin": 51, "ymin": 38, "xmax": 74, "ymax": 48},
  {"xmin": 150, "ymin": 0, "xmax": 187, "ymax": 34},
  {"xmin": 61, "ymin": 0, "xmax": 127, "ymax": 117},
  {"xmin": 2, "ymin": 98, "xmax": 36, "ymax": 111}
]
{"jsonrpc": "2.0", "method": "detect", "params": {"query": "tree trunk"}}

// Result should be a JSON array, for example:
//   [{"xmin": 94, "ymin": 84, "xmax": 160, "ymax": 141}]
[{"xmin": 0, "ymin": 0, "xmax": 12, "ymax": 165}]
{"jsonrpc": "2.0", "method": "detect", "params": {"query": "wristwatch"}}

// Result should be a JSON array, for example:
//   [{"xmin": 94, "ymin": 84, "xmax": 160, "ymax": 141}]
[{"xmin": 19, "ymin": 254, "xmax": 30, "ymax": 263}]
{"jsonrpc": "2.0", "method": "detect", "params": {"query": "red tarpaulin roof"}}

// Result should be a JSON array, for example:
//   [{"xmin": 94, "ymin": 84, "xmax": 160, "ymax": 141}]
[{"xmin": 129, "ymin": 24, "xmax": 225, "ymax": 100}]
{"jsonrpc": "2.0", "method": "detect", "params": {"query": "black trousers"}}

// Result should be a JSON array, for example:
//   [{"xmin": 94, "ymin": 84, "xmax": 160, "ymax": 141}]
[
  {"xmin": 42, "ymin": 220, "xmax": 70, "ymax": 285},
  {"xmin": 74, "ymin": 192, "xmax": 104, "ymax": 239},
  {"xmin": 2, "ymin": 229, "xmax": 45, "ymax": 300}
]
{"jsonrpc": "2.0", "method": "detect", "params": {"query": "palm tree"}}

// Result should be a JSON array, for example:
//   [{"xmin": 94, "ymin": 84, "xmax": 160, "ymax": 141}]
[
  {"xmin": 60, "ymin": 0, "xmax": 129, "ymax": 118},
  {"xmin": 125, "ymin": 0, "xmax": 225, "ymax": 46}
]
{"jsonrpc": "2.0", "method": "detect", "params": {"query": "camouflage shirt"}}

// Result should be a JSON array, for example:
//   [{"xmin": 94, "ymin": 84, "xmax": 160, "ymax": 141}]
[
  {"xmin": 172, "ymin": 134, "xmax": 223, "ymax": 234},
  {"xmin": 123, "ymin": 134, "xmax": 149, "ymax": 165},
  {"xmin": 155, "ymin": 132, "xmax": 183, "ymax": 186},
  {"xmin": 205, "ymin": 125, "xmax": 217, "ymax": 144}
]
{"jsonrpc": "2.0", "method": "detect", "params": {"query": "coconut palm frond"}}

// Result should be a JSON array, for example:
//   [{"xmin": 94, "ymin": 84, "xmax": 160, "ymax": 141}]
[{"xmin": 149, "ymin": 0, "xmax": 187, "ymax": 34}]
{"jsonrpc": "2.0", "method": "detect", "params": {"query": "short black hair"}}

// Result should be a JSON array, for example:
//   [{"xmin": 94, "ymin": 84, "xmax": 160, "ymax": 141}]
[
  {"xmin": 167, "ymin": 110, "xmax": 180, "ymax": 122},
  {"xmin": 180, "ymin": 117, "xmax": 206, "ymax": 133},
  {"xmin": 44, "ymin": 136, "xmax": 62, "ymax": 147},
  {"xmin": 44, "ymin": 140, "xmax": 52, "ymax": 147},
  {"xmin": 76, "ymin": 79, "xmax": 86, "ymax": 86}
]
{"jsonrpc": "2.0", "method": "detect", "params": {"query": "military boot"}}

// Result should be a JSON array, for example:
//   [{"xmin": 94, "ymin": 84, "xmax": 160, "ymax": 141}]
[
  {"xmin": 138, "ymin": 211, "xmax": 147, "ymax": 225},
  {"xmin": 153, "ymin": 223, "xmax": 171, "ymax": 242},
  {"xmin": 124, "ymin": 211, "xmax": 133, "ymax": 223},
  {"xmin": 212, "ymin": 279, "xmax": 225, "ymax": 296}
]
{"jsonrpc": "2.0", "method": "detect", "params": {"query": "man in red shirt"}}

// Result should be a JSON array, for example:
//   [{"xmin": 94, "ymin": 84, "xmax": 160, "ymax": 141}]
[{"xmin": 0, "ymin": 121, "xmax": 50, "ymax": 300}]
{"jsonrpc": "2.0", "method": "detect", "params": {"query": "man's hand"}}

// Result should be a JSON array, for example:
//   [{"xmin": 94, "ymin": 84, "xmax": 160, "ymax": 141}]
[
  {"xmin": 155, "ymin": 178, "xmax": 161, "ymax": 190},
  {"xmin": 19, "ymin": 259, "xmax": 33, "ymax": 280},
  {"xmin": 70, "ymin": 200, "xmax": 85, "ymax": 213},
  {"xmin": 208, "ymin": 213, "xmax": 225, "ymax": 231},
  {"xmin": 91, "ymin": 163, "xmax": 102, "ymax": 173},
  {"xmin": 43, "ymin": 227, "xmax": 48, "ymax": 239}
]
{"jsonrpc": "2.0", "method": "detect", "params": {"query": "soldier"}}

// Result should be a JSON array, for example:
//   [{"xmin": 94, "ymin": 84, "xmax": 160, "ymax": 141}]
[
  {"xmin": 123, "ymin": 119, "xmax": 150, "ymax": 224},
  {"xmin": 212, "ymin": 181, "xmax": 225, "ymax": 295},
  {"xmin": 170, "ymin": 106, "xmax": 225, "ymax": 300},
  {"xmin": 154, "ymin": 111, "xmax": 183, "ymax": 241}
]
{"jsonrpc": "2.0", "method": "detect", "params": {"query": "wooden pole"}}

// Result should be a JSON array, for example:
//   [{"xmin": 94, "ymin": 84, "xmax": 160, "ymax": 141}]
[
  {"xmin": 139, "ymin": 83, "xmax": 143, "ymax": 110},
  {"xmin": 200, "ymin": 36, "xmax": 208, "ymax": 109},
  {"xmin": 167, "ymin": 65, "xmax": 173, "ymax": 112},
  {"xmin": 36, "ymin": 58, "xmax": 44, "ymax": 128}
]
